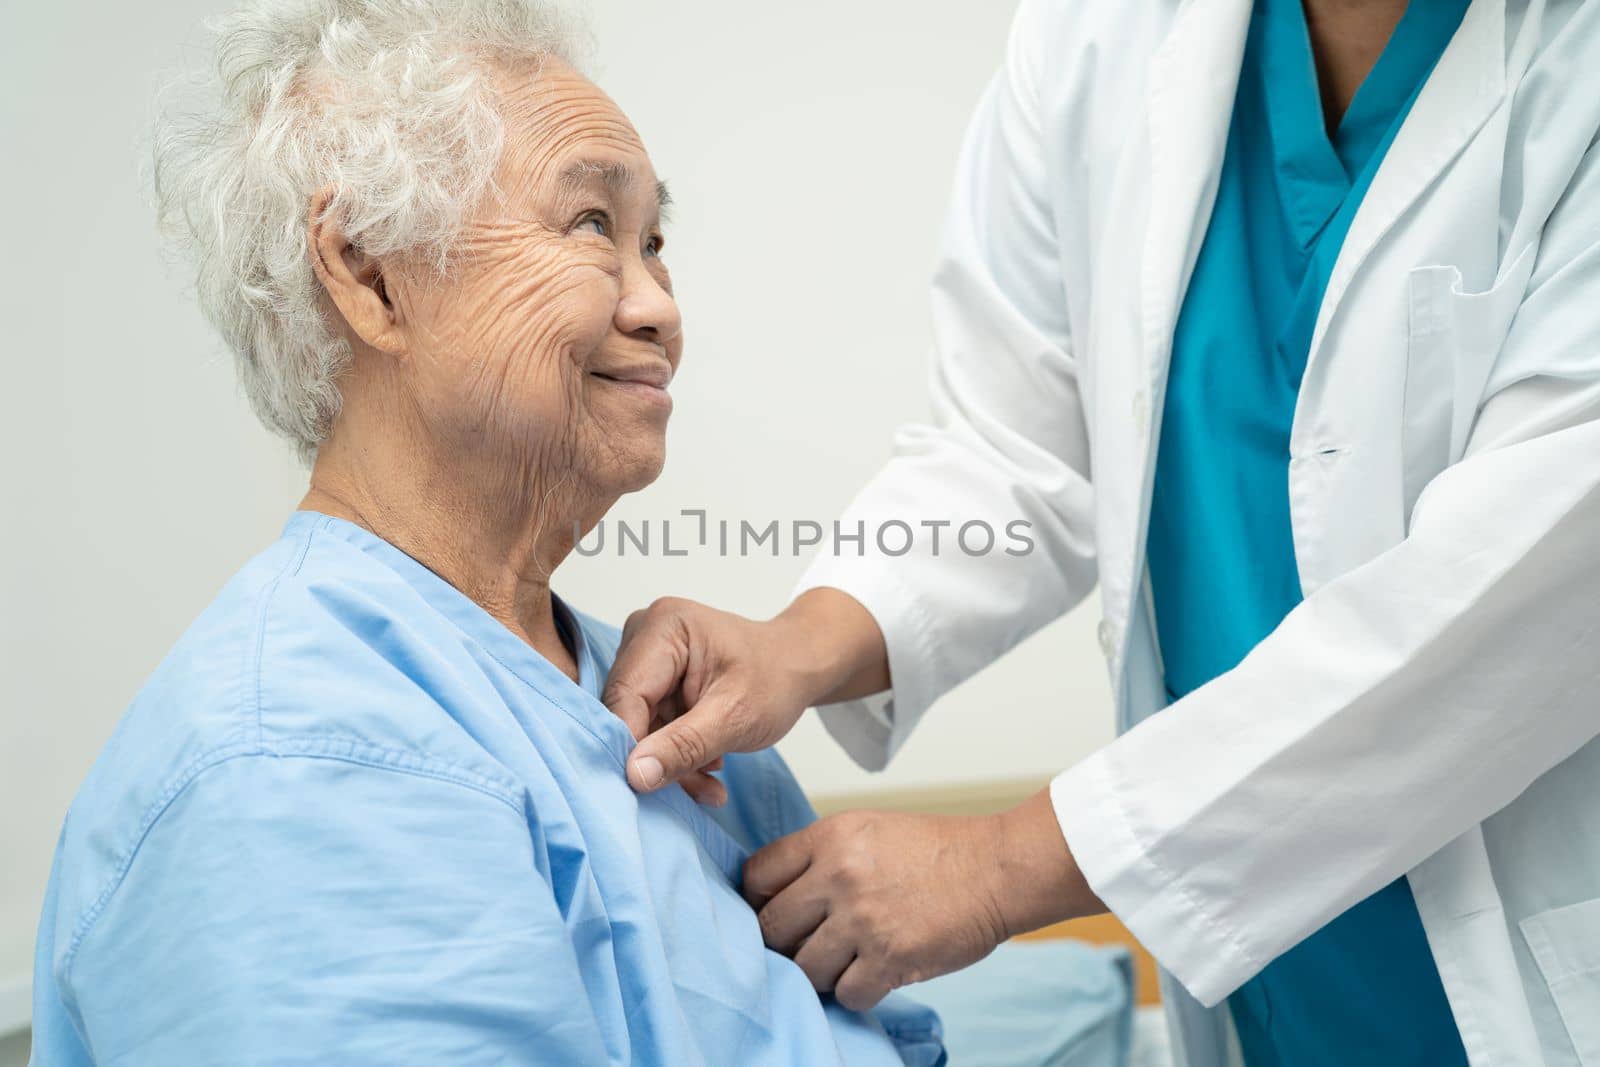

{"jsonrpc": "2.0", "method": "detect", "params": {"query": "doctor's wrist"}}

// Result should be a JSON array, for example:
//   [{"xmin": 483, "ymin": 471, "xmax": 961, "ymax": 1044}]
[
  {"xmin": 770, "ymin": 588, "xmax": 892, "ymax": 709},
  {"xmin": 989, "ymin": 787, "xmax": 1107, "ymax": 939}
]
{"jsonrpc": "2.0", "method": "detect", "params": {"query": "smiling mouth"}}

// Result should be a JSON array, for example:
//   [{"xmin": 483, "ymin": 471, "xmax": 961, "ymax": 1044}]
[
  {"xmin": 590, "ymin": 371, "xmax": 665, "ymax": 385},
  {"xmin": 589, "ymin": 370, "xmax": 673, "ymax": 408}
]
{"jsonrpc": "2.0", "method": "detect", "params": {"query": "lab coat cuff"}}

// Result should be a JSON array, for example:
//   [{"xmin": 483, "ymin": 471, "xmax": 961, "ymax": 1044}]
[
  {"xmin": 1050, "ymin": 754, "xmax": 1262, "ymax": 1007},
  {"xmin": 794, "ymin": 561, "xmax": 947, "ymax": 773},
  {"xmin": 814, "ymin": 693, "xmax": 896, "ymax": 773}
]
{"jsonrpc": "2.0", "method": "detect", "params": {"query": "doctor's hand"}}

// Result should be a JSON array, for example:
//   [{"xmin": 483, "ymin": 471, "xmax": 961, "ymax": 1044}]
[
  {"xmin": 605, "ymin": 589, "xmax": 892, "ymax": 803},
  {"xmin": 742, "ymin": 788, "xmax": 1105, "ymax": 1011}
]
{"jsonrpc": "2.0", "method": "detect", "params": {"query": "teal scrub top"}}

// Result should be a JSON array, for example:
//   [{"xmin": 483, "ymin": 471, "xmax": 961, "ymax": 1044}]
[{"xmin": 1145, "ymin": 0, "xmax": 1471, "ymax": 1064}]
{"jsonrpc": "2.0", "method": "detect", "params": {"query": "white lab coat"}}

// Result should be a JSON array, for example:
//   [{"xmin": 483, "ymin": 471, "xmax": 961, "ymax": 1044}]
[{"xmin": 796, "ymin": 0, "xmax": 1600, "ymax": 1063}]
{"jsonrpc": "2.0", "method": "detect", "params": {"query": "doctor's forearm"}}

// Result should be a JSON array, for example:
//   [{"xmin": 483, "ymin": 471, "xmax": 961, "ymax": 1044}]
[{"xmin": 772, "ymin": 587, "xmax": 892, "ymax": 706}]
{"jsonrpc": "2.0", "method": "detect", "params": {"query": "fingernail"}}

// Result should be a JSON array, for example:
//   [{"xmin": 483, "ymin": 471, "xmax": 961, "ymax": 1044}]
[{"xmin": 632, "ymin": 755, "xmax": 663, "ymax": 790}]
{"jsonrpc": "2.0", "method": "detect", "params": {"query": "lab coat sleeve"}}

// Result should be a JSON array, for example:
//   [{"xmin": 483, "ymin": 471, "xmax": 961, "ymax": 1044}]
[
  {"xmin": 1051, "ymin": 148, "xmax": 1600, "ymax": 1006},
  {"xmin": 794, "ymin": 0, "xmax": 1097, "ymax": 770},
  {"xmin": 62, "ymin": 752, "xmax": 612, "ymax": 1065}
]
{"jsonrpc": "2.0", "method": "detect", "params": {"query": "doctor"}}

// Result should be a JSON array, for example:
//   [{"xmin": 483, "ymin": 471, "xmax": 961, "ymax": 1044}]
[{"xmin": 606, "ymin": 0, "xmax": 1600, "ymax": 1062}]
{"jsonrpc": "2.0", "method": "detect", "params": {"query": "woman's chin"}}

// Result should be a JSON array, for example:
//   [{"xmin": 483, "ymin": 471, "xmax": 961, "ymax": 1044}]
[{"xmin": 601, "ymin": 445, "xmax": 669, "ymax": 496}]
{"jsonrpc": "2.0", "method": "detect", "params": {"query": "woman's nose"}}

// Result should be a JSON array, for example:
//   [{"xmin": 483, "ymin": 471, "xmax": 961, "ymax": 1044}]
[{"xmin": 615, "ymin": 257, "xmax": 682, "ymax": 346}]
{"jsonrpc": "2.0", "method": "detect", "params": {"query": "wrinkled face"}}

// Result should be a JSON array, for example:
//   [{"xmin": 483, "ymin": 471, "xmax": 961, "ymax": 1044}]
[{"xmin": 390, "ymin": 59, "xmax": 681, "ymax": 506}]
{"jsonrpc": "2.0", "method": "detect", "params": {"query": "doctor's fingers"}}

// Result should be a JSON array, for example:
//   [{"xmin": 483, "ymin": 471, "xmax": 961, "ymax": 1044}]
[
  {"xmin": 744, "ymin": 823, "xmax": 818, "ymax": 908},
  {"xmin": 753, "ymin": 869, "xmax": 831, "ymax": 955},
  {"xmin": 628, "ymin": 684, "xmax": 724, "ymax": 802},
  {"xmin": 604, "ymin": 599, "xmax": 694, "ymax": 741},
  {"xmin": 792, "ymin": 920, "xmax": 858, "ymax": 994},
  {"xmin": 743, "ymin": 824, "xmax": 819, "ymax": 912},
  {"xmin": 834, "ymin": 958, "xmax": 894, "ymax": 1014},
  {"xmin": 627, "ymin": 671, "xmax": 786, "ymax": 792},
  {"xmin": 678, "ymin": 759, "xmax": 728, "ymax": 807}
]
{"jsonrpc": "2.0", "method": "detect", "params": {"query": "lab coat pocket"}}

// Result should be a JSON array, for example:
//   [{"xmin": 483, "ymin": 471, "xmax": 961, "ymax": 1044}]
[
  {"xmin": 1520, "ymin": 898, "xmax": 1600, "ymax": 1062},
  {"xmin": 1402, "ymin": 244, "xmax": 1538, "ymax": 524}
]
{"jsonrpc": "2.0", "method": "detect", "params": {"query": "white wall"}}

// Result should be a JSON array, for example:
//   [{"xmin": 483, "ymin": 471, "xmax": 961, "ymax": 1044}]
[
  {"xmin": 572, "ymin": 0, "xmax": 1116, "ymax": 795},
  {"xmin": 0, "ymin": 0, "xmax": 1114, "ymax": 1038}
]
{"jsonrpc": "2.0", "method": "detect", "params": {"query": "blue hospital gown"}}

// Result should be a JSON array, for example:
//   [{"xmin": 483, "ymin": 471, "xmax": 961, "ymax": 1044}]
[{"xmin": 30, "ymin": 511, "xmax": 944, "ymax": 1066}]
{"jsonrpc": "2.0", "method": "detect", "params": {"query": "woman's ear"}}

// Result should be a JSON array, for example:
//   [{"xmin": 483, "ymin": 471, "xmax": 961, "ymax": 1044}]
[{"xmin": 307, "ymin": 186, "xmax": 405, "ymax": 355}]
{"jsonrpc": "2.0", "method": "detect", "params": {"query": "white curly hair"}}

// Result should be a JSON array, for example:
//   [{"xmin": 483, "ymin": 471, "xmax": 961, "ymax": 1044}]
[{"xmin": 154, "ymin": 0, "xmax": 587, "ymax": 462}]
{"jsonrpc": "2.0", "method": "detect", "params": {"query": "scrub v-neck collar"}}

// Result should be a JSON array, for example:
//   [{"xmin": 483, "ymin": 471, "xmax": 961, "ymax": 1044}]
[{"xmin": 1258, "ymin": 0, "xmax": 1462, "ymax": 251}]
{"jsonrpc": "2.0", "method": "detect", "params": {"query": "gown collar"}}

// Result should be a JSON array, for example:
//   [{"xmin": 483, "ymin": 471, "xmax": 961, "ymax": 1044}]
[{"xmin": 284, "ymin": 509, "xmax": 633, "ymax": 762}]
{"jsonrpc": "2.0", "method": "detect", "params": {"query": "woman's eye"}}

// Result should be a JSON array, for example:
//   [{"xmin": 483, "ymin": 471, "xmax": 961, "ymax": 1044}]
[
  {"xmin": 578, "ymin": 214, "xmax": 608, "ymax": 237},
  {"xmin": 645, "ymin": 235, "xmax": 664, "ymax": 258}
]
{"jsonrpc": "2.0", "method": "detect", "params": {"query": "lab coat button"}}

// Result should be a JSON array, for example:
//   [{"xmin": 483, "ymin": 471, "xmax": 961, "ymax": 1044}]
[{"xmin": 1096, "ymin": 618, "xmax": 1115, "ymax": 657}]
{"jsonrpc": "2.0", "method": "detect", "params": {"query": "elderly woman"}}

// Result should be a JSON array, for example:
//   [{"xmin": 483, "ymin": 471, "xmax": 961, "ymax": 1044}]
[{"xmin": 28, "ymin": 2, "xmax": 943, "ymax": 1064}]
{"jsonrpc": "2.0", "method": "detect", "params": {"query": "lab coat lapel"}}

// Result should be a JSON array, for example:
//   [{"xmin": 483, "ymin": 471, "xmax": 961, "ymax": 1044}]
[
  {"xmin": 1300, "ymin": 0, "xmax": 1509, "ymax": 399},
  {"xmin": 1140, "ymin": 0, "xmax": 1252, "ymax": 396},
  {"xmin": 1102, "ymin": 0, "xmax": 1249, "ymax": 682}
]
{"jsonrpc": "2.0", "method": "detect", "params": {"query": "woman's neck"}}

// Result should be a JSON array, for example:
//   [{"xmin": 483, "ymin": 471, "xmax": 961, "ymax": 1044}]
[{"xmin": 300, "ymin": 429, "xmax": 601, "ymax": 682}]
